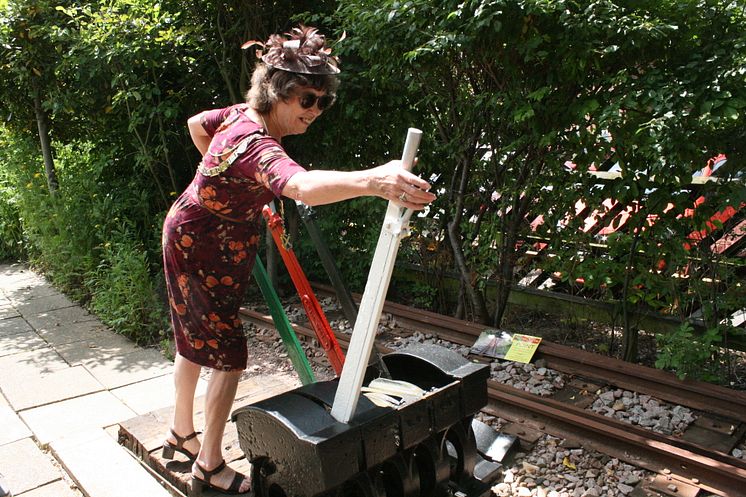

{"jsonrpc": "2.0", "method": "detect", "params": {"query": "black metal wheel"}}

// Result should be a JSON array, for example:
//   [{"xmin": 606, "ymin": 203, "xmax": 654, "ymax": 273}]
[
  {"xmin": 336, "ymin": 471, "xmax": 386, "ymax": 497},
  {"xmin": 440, "ymin": 419, "xmax": 478, "ymax": 485},
  {"xmin": 252, "ymin": 458, "xmax": 290, "ymax": 497},
  {"xmin": 412, "ymin": 436, "xmax": 450, "ymax": 496},
  {"xmin": 369, "ymin": 452, "xmax": 421, "ymax": 497}
]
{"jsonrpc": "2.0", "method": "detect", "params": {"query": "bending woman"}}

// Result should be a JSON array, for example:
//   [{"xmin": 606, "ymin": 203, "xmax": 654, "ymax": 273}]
[{"xmin": 161, "ymin": 25, "xmax": 435, "ymax": 495}]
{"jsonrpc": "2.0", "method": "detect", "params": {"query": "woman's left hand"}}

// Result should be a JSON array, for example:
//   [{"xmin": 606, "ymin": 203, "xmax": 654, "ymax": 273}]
[{"xmin": 370, "ymin": 160, "xmax": 437, "ymax": 210}]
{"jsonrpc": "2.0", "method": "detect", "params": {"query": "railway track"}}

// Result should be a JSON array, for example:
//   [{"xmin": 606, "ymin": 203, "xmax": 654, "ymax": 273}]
[{"xmin": 239, "ymin": 287, "xmax": 746, "ymax": 497}]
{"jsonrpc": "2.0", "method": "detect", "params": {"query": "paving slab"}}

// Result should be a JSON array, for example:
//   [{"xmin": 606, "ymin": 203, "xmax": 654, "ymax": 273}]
[
  {"xmin": 0, "ymin": 394, "xmax": 32, "ymax": 446},
  {"xmin": 51, "ymin": 428, "xmax": 172, "ymax": 497},
  {"xmin": 0, "ymin": 305, "xmax": 21, "ymax": 320},
  {"xmin": 3, "ymin": 285, "xmax": 62, "ymax": 305},
  {"xmin": 0, "ymin": 273, "xmax": 47, "ymax": 294},
  {"xmin": 0, "ymin": 316, "xmax": 33, "ymax": 337},
  {"xmin": 111, "ymin": 373, "xmax": 207, "ymax": 415},
  {"xmin": 2, "ymin": 365, "xmax": 104, "ymax": 411},
  {"xmin": 15, "ymin": 479, "xmax": 81, "ymax": 497},
  {"xmin": 0, "ymin": 347, "xmax": 69, "ymax": 385},
  {"xmin": 0, "ymin": 329, "xmax": 48, "ymax": 358},
  {"xmin": 0, "ymin": 438, "xmax": 61, "ymax": 495},
  {"xmin": 20, "ymin": 391, "xmax": 136, "ymax": 445},
  {"xmin": 80, "ymin": 347, "xmax": 173, "ymax": 390},
  {"xmin": 0, "ymin": 262, "xmax": 36, "ymax": 277},
  {"xmin": 54, "ymin": 331, "xmax": 139, "ymax": 365},
  {"xmin": 23, "ymin": 306, "xmax": 98, "ymax": 333},
  {"xmin": 33, "ymin": 320, "xmax": 111, "ymax": 348},
  {"xmin": 13, "ymin": 293, "xmax": 76, "ymax": 316},
  {"xmin": 0, "ymin": 265, "xmax": 42, "ymax": 281}
]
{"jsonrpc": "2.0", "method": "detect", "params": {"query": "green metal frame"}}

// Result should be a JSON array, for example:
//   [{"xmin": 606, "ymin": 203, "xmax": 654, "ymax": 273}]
[{"xmin": 252, "ymin": 256, "xmax": 315, "ymax": 385}]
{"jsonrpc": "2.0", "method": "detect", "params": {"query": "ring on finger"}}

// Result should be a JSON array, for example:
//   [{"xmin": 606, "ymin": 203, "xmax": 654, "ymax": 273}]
[{"xmin": 399, "ymin": 192, "xmax": 407, "ymax": 202}]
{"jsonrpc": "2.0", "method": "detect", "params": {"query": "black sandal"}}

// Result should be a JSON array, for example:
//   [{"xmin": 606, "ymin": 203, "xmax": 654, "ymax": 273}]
[
  {"xmin": 162, "ymin": 428, "xmax": 200, "ymax": 461},
  {"xmin": 192, "ymin": 460, "xmax": 252, "ymax": 496}
]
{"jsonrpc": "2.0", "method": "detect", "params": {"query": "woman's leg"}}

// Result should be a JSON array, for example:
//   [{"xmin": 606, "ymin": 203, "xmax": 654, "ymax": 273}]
[
  {"xmin": 193, "ymin": 368, "xmax": 251, "ymax": 492},
  {"xmin": 167, "ymin": 353, "xmax": 202, "ymax": 454}
]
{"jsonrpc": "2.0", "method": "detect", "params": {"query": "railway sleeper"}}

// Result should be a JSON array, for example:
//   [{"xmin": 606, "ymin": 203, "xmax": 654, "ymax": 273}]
[{"xmin": 232, "ymin": 343, "xmax": 507, "ymax": 497}]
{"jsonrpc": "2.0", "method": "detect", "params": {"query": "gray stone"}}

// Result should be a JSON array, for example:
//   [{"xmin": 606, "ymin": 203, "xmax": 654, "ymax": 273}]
[
  {"xmin": 617, "ymin": 483, "xmax": 634, "ymax": 495},
  {"xmin": 492, "ymin": 483, "xmax": 511, "ymax": 496},
  {"xmin": 599, "ymin": 391, "xmax": 616, "ymax": 403},
  {"xmin": 584, "ymin": 486, "xmax": 600, "ymax": 497},
  {"xmin": 624, "ymin": 474, "xmax": 641, "ymax": 485}
]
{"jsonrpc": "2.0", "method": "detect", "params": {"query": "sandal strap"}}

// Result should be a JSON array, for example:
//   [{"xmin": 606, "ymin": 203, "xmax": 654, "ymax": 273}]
[
  {"xmin": 197, "ymin": 460, "xmax": 227, "ymax": 484},
  {"xmin": 169, "ymin": 428, "xmax": 200, "ymax": 448},
  {"xmin": 227, "ymin": 470, "xmax": 251, "ymax": 494}
]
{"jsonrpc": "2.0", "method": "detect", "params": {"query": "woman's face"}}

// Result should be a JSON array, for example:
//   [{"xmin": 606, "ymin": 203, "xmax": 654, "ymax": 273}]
[{"xmin": 271, "ymin": 87, "xmax": 329, "ymax": 137}]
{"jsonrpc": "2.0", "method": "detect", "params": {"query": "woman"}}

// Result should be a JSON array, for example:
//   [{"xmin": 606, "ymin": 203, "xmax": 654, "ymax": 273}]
[{"xmin": 161, "ymin": 25, "xmax": 435, "ymax": 495}]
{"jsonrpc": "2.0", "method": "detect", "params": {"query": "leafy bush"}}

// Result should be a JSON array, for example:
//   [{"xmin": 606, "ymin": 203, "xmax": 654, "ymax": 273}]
[
  {"xmin": 0, "ymin": 170, "xmax": 24, "ymax": 261},
  {"xmin": 655, "ymin": 322, "xmax": 724, "ymax": 382},
  {"xmin": 87, "ymin": 229, "xmax": 168, "ymax": 345},
  {"xmin": 0, "ymin": 128, "xmax": 169, "ymax": 343}
]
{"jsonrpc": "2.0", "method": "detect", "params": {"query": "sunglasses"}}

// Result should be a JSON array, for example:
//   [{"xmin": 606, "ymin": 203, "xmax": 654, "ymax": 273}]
[{"xmin": 298, "ymin": 92, "xmax": 335, "ymax": 111}]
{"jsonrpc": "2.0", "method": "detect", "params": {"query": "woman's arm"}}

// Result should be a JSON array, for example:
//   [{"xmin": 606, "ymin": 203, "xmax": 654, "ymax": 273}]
[
  {"xmin": 282, "ymin": 160, "xmax": 436, "ymax": 210},
  {"xmin": 188, "ymin": 112, "xmax": 211, "ymax": 156}
]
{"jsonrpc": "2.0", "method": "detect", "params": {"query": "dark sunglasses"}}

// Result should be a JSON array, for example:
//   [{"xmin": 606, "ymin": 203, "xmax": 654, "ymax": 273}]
[{"xmin": 298, "ymin": 92, "xmax": 335, "ymax": 111}]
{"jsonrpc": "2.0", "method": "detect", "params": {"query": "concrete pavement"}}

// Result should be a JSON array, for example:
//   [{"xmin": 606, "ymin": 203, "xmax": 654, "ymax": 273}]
[{"xmin": 0, "ymin": 262, "xmax": 208, "ymax": 497}]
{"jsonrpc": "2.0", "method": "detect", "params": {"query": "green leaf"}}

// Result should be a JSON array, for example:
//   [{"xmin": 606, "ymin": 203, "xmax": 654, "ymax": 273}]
[{"xmin": 722, "ymin": 106, "xmax": 739, "ymax": 120}]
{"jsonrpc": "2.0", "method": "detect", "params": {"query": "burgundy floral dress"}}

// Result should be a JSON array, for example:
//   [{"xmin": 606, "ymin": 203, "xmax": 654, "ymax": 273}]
[{"xmin": 162, "ymin": 104, "xmax": 306, "ymax": 371}]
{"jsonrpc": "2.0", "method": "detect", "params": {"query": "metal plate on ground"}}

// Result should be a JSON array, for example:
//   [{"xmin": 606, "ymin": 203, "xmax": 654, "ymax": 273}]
[
  {"xmin": 567, "ymin": 377, "xmax": 604, "ymax": 393},
  {"xmin": 473, "ymin": 457, "xmax": 502, "ymax": 483},
  {"xmin": 629, "ymin": 482, "xmax": 663, "ymax": 497},
  {"xmin": 691, "ymin": 414, "xmax": 738, "ymax": 436},
  {"xmin": 649, "ymin": 474, "xmax": 700, "ymax": 497},
  {"xmin": 500, "ymin": 422, "xmax": 543, "ymax": 444},
  {"xmin": 471, "ymin": 419, "xmax": 519, "ymax": 463},
  {"xmin": 551, "ymin": 385, "xmax": 597, "ymax": 409},
  {"xmin": 680, "ymin": 424, "xmax": 741, "ymax": 454}
]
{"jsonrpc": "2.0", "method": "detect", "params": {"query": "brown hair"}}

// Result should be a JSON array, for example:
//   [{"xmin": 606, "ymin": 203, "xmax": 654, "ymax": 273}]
[{"xmin": 246, "ymin": 63, "xmax": 339, "ymax": 114}]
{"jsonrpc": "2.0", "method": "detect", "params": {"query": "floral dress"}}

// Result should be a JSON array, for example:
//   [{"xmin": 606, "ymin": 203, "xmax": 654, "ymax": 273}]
[{"xmin": 162, "ymin": 104, "xmax": 306, "ymax": 371}]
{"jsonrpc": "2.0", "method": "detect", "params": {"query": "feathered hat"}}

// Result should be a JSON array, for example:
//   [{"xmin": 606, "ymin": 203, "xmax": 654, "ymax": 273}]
[{"xmin": 242, "ymin": 25, "xmax": 341, "ymax": 75}]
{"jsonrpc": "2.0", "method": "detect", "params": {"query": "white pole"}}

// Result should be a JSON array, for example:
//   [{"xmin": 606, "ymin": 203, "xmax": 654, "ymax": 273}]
[{"xmin": 330, "ymin": 128, "xmax": 422, "ymax": 423}]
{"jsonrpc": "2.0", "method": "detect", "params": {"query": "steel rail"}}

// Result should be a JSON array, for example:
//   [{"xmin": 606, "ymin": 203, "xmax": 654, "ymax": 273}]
[
  {"xmin": 486, "ymin": 382, "xmax": 746, "ymax": 497},
  {"xmin": 239, "ymin": 306, "xmax": 746, "ymax": 497}
]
